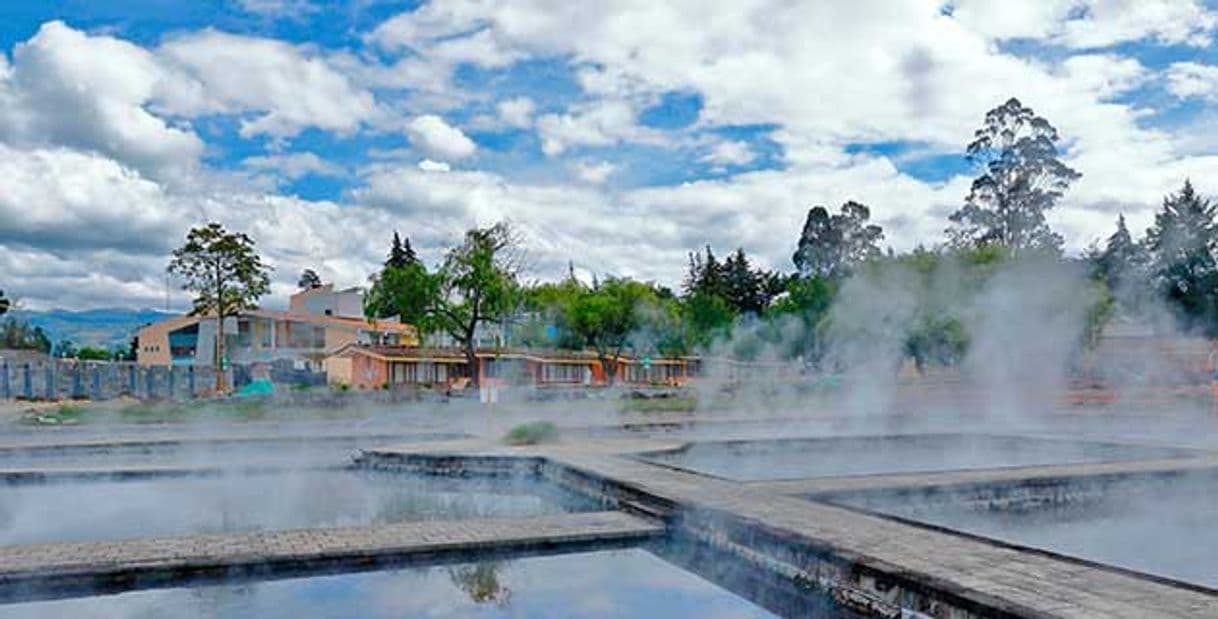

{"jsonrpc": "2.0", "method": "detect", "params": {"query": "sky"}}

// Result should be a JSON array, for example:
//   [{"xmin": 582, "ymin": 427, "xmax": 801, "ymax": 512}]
[{"xmin": 2, "ymin": 0, "xmax": 1218, "ymax": 310}]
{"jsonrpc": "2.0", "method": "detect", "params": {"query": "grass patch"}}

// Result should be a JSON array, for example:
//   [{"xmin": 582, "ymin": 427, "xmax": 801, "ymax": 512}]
[
  {"xmin": 22, "ymin": 403, "xmax": 91, "ymax": 425},
  {"xmin": 620, "ymin": 396, "xmax": 698, "ymax": 414},
  {"xmin": 502, "ymin": 421, "xmax": 559, "ymax": 446},
  {"xmin": 115, "ymin": 398, "xmax": 270, "ymax": 423}
]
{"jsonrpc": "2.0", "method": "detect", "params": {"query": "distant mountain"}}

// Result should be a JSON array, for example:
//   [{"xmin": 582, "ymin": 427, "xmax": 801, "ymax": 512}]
[{"xmin": 9, "ymin": 308, "xmax": 174, "ymax": 349}]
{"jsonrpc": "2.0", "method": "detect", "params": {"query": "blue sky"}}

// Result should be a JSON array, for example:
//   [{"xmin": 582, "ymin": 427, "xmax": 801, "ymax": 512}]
[{"xmin": 2, "ymin": 0, "xmax": 1218, "ymax": 309}]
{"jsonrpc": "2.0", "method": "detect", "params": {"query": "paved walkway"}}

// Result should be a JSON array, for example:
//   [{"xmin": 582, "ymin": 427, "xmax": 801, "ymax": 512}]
[
  {"xmin": 0, "ymin": 511, "xmax": 660, "ymax": 601},
  {"xmin": 364, "ymin": 436, "xmax": 1218, "ymax": 618},
  {"xmin": 751, "ymin": 454, "xmax": 1218, "ymax": 496}
]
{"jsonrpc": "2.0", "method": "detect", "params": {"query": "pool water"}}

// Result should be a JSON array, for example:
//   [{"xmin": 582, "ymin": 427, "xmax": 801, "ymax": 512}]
[
  {"xmin": 639, "ymin": 434, "xmax": 1192, "ymax": 481},
  {"xmin": 828, "ymin": 473, "xmax": 1218, "ymax": 587},
  {"xmin": 0, "ymin": 469, "xmax": 600, "ymax": 544},
  {"xmin": 0, "ymin": 548, "xmax": 789, "ymax": 619}
]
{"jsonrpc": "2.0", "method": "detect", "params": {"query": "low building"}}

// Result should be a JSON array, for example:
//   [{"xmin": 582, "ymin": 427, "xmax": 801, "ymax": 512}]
[
  {"xmin": 326, "ymin": 344, "xmax": 699, "ymax": 390},
  {"xmin": 136, "ymin": 286, "xmax": 418, "ymax": 370}
]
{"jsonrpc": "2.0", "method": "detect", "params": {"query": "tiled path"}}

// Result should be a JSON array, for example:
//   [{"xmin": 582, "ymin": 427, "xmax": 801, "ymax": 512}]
[
  {"xmin": 364, "ymin": 436, "xmax": 1218, "ymax": 618},
  {"xmin": 0, "ymin": 511, "xmax": 660, "ymax": 600}
]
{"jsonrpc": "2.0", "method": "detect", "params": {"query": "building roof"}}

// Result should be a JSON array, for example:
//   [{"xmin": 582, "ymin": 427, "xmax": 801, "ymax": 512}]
[
  {"xmin": 328, "ymin": 343, "xmax": 692, "ymax": 365},
  {"xmin": 138, "ymin": 310, "xmax": 417, "ymax": 337}
]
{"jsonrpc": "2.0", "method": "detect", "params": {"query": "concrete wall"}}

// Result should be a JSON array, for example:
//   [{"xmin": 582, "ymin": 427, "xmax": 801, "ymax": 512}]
[{"xmin": 0, "ymin": 360, "xmax": 229, "ymax": 401}]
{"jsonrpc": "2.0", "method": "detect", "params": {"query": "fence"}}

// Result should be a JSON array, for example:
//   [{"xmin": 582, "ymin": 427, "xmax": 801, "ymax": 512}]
[{"xmin": 0, "ymin": 360, "xmax": 230, "ymax": 401}]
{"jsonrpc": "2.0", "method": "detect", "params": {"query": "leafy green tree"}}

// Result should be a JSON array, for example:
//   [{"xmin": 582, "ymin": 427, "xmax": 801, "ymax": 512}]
[
  {"xmin": 425, "ymin": 223, "xmax": 521, "ymax": 386},
  {"xmin": 765, "ymin": 275, "xmax": 837, "ymax": 360},
  {"xmin": 76, "ymin": 346, "xmax": 112, "ymax": 361},
  {"xmin": 793, "ymin": 201, "xmax": 884, "ymax": 279},
  {"xmin": 563, "ymin": 277, "xmax": 659, "ymax": 385},
  {"xmin": 681, "ymin": 290, "xmax": 735, "ymax": 350},
  {"xmin": 947, "ymin": 98, "xmax": 1080, "ymax": 254},
  {"xmin": 297, "ymin": 268, "xmax": 323, "ymax": 290},
  {"xmin": 364, "ymin": 261, "xmax": 435, "ymax": 326},
  {"xmin": 168, "ymin": 222, "xmax": 272, "ymax": 391},
  {"xmin": 1145, "ymin": 180, "xmax": 1218, "ymax": 332}
]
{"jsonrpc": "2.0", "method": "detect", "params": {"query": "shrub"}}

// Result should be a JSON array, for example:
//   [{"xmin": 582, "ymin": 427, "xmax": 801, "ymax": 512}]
[{"xmin": 502, "ymin": 421, "xmax": 558, "ymax": 446}]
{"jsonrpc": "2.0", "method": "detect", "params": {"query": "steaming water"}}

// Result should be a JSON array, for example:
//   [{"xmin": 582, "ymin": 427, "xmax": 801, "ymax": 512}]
[
  {"xmin": 0, "ymin": 470, "xmax": 598, "ymax": 544},
  {"xmin": 829, "ymin": 473, "xmax": 1218, "ymax": 587},
  {"xmin": 0, "ymin": 549, "xmax": 784, "ymax": 619},
  {"xmin": 639, "ymin": 434, "xmax": 1192, "ymax": 481},
  {"xmin": 0, "ymin": 433, "xmax": 463, "ymax": 470}
]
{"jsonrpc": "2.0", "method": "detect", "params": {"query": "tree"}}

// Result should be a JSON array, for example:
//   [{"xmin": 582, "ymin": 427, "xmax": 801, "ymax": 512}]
[
  {"xmin": 76, "ymin": 346, "xmax": 112, "ymax": 361},
  {"xmin": 0, "ymin": 290, "xmax": 8, "ymax": 317},
  {"xmin": 386, "ymin": 231, "xmax": 418, "ymax": 269},
  {"xmin": 424, "ymin": 223, "xmax": 521, "ymax": 387},
  {"xmin": 1146, "ymin": 180, "xmax": 1218, "ymax": 332},
  {"xmin": 364, "ymin": 260, "xmax": 434, "ymax": 326},
  {"xmin": 1094, "ymin": 213, "xmax": 1148, "ymax": 294},
  {"xmin": 947, "ymin": 97, "xmax": 1081, "ymax": 254},
  {"xmin": 297, "ymin": 268, "xmax": 323, "ymax": 290},
  {"xmin": 793, "ymin": 201, "xmax": 884, "ymax": 279},
  {"xmin": 564, "ymin": 278, "xmax": 659, "ymax": 385},
  {"xmin": 683, "ymin": 246, "xmax": 728, "ymax": 299},
  {"xmin": 168, "ymin": 223, "xmax": 271, "ymax": 391},
  {"xmin": 52, "ymin": 339, "xmax": 77, "ymax": 359}
]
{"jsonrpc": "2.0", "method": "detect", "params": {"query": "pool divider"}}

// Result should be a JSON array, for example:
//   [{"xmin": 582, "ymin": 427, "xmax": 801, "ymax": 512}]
[
  {"xmin": 356, "ymin": 445, "xmax": 1218, "ymax": 618},
  {"xmin": 0, "ymin": 511, "xmax": 660, "ymax": 604}
]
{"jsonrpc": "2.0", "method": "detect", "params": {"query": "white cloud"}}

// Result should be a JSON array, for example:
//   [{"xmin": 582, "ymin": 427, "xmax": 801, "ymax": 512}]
[
  {"xmin": 233, "ymin": 0, "xmax": 318, "ymax": 17},
  {"xmin": 156, "ymin": 30, "xmax": 378, "ymax": 138},
  {"xmin": 536, "ymin": 100, "xmax": 664, "ymax": 156},
  {"xmin": 0, "ymin": 21, "xmax": 204, "ymax": 179},
  {"xmin": 1059, "ymin": 54, "xmax": 1148, "ymax": 100},
  {"xmin": 949, "ymin": 0, "xmax": 1218, "ymax": 48},
  {"xmin": 572, "ymin": 160, "xmax": 616, "ymax": 184},
  {"xmin": 497, "ymin": 96, "xmax": 536, "ymax": 128},
  {"xmin": 405, "ymin": 114, "xmax": 477, "ymax": 160},
  {"xmin": 701, "ymin": 140, "xmax": 756, "ymax": 167},
  {"xmin": 242, "ymin": 152, "xmax": 342, "ymax": 180},
  {"xmin": 1166, "ymin": 61, "xmax": 1218, "ymax": 101},
  {"xmin": 417, "ymin": 159, "xmax": 452, "ymax": 172}
]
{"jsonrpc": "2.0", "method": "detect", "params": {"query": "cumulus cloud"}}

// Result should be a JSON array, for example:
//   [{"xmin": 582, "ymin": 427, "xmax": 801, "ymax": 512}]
[
  {"xmin": 242, "ymin": 152, "xmax": 343, "ymax": 181},
  {"xmin": 497, "ymin": 96, "xmax": 536, "ymax": 128},
  {"xmin": 1166, "ymin": 61, "xmax": 1218, "ymax": 101},
  {"xmin": 701, "ymin": 140, "xmax": 756, "ymax": 167},
  {"xmin": 0, "ymin": 21, "xmax": 204, "ymax": 180},
  {"xmin": 156, "ymin": 29, "xmax": 378, "ymax": 138},
  {"xmin": 233, "ymin": 0, "xmax": 318, "ymax": 17},
  {"xmin": 949, "ymin": 0, "xmax": 1218, "ymax": 48},
  {"xmin": 417, "ymin": 159, "xmax": 452, "ymax": 172},
  {"xmin": 536, "ymin": 100, "xmax": 664, "ymax": 156},
  {"xmin": 572, "ymin": 160, "xmax": 616, "ymax": 184},
  {"xmin": 405, "ymin": 114, "xmax": 477, "ymax": 161}
]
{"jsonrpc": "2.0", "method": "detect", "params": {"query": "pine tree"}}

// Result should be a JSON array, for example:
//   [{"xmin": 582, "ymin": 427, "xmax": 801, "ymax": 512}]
[
  {"xmin": 1096, "ymin": 214, "xmax": 1143, "ymax": 292},
  {"xmin": 386, "ymin": 231, "xmax": 417, "ymax": 268},
  {"xmin": 1146, "ymin": 180, "xmax": 1218, "ymax": 331}
]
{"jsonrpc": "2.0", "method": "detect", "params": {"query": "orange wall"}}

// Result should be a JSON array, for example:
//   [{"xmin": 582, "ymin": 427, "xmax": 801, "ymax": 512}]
[{"xmin": 350, "ymin": 354, "xmax": 389, "ymax": 389}]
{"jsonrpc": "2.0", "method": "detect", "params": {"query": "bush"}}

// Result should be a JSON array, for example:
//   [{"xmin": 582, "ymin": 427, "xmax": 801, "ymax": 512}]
[
  {"xmin": 502, "ymin": 421, "xmax": 558, "ymax": 446},
  {"xmin": 620, "ymin": 396, "xmax": 698, "ymax": 413}
]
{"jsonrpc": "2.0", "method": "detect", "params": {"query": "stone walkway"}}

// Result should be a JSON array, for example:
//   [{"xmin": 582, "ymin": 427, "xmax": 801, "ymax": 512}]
[
  {"xmin": 0, "ymin": 511, "xmax": 661, "ymax": 601},
  {"xmin": 364, "ymin": 435, "xmax": 1218, "ymax": 618}
]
